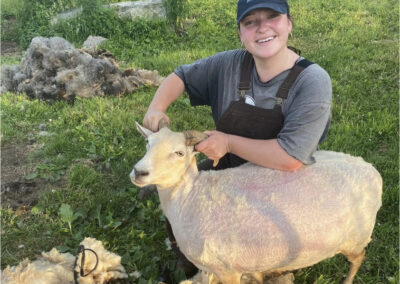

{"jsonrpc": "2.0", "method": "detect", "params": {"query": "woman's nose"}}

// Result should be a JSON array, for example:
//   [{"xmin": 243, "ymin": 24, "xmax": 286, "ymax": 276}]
[{"xmin": 257, "ymin": 18, "xmax": 271, "ymax": 32}]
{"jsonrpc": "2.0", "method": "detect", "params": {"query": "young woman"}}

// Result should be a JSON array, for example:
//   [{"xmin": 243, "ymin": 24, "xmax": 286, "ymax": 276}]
[{"xmin": 144, "ymin": 0, "xmax": 332, "ymax": 281}]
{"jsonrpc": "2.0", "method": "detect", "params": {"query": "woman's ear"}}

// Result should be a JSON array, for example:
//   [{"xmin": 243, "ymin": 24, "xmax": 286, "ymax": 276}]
[
  {"xmin": 287, "ymin": 16, "xmax": 293, "ymax": 34},
  {"xmin": 238, "ymin": 28, "xmax": 245, "ymax": 47}
]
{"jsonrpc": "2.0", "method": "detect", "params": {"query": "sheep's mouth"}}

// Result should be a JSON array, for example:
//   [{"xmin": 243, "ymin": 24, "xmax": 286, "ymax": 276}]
[
  {"xmin": 130, "ymin": 174, "xmax": 147, "ymax": 187},
  {"xmin": 131, "ymin": 178, "xmax": 146, "ymax": 187}
]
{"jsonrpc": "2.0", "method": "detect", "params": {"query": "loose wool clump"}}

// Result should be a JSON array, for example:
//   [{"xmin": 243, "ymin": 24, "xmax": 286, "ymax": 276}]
[
  {"xmin": 1, "ymin": 238, "xmax": 128, "ymax": 284},
  {"xmin": 0, "ymin": 36, "xmax": 163, "ymax": 103},
  {"xmin": 131, "ymin": 122, "xmax": 382, "ymax": 284}
]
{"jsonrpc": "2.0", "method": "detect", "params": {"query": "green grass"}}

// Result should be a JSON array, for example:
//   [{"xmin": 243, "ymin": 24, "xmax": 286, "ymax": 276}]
[{"xmin": 1, "ymin": 0, "xmax": 398, "ymax": 283}]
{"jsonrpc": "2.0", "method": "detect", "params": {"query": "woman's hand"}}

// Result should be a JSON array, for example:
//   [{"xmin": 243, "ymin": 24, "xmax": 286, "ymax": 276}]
[
  {"xmin": 142, "ymin": 73, "xmax": 185, "ymax": 132},
  {"xmin": 143, "ymin": 110, "xmax": 170, "ymax": 132},
  {"xmin": 195, "ymin": 130, "xmax": 231, "ymax": 161}
]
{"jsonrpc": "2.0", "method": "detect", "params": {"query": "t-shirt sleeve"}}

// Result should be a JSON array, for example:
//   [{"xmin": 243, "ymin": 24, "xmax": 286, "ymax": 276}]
[
  {"xmin": 277, "ymin": 66, "xmax": 332, "ymax": 165},
  {"xmin": 174, "ymin": 56, "xmax": 215, "ymax": 106}
]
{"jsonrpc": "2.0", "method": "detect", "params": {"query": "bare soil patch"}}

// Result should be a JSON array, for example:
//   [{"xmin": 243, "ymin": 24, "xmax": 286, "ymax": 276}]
[
  {"xmin": 1, "ymin": 142, "xmax": 47, "ymax": 209},
  {"xmin": 1, "ymin": 41, "xmax": 22, "ymax": 57},
  {"xmin": 1, "ymin": 17, "xmax": 22, "ymax": 57}
]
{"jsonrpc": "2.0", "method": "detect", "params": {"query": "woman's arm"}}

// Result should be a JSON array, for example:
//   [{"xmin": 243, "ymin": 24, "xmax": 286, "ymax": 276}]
[
  {"xmin": 195, "ymin": 131, "xmax": 303, "ymax": 171},
  {"xmin": 228, "ymin": 135, "xmax": 303, "ymax": 171},
  {"xmin": 195, "ymin": 64, "xmax": 332, "ymax": 171},
  {"xmin": 143, "ymin": 73, "xmax": 185, "ymax": 131}
]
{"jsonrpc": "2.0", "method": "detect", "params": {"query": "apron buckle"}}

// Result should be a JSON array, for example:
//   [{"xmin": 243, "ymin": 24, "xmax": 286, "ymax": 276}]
[{"xmin": 276, "ymin": 97, "xmax": 283, "ymax": 106}]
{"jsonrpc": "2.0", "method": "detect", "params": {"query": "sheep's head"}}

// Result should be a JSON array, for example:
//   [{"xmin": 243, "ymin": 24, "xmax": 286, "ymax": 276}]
[{"xmin": 130, "ymin": 120, "xmax": 208, "ymax": 189}]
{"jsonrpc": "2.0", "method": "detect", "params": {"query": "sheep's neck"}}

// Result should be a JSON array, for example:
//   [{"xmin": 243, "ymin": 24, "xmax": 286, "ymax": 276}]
[{"xmin": 157, "ymin": 159, "xmax": 198, "ymax": 211}]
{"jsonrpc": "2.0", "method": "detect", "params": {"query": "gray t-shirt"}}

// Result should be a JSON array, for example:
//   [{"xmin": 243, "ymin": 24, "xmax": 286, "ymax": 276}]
[{"xmin": 174, "ymin": 49, "xmax": 332, "ymax": 164}]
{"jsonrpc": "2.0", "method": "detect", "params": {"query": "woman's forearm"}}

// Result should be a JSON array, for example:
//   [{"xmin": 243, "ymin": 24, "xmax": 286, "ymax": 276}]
[
  {"xmin": 148, "ymin": 73, "xmax": 185, "ymax": 112},
  {"xmin": 227, "ymin": 135, "xmax": 303, "ymax": 171},
  {"xmin": 143, "ymin": 73, "xmax": 185, "ymax": 130}
]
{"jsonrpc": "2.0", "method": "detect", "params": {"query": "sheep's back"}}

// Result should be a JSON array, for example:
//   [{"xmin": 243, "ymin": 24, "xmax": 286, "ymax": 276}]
[{"xmin": 172, "ymin": 151, "xmax": 382, "ymax": 274}]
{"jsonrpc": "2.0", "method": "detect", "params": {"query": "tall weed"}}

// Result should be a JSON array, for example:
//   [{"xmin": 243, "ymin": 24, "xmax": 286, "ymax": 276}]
[
  {"xmin": 13, "ymin": 0, "xmax": 119, "ymax": 48},
  {"xmin": 163, "ymin": 0, "xmax": 188, "ymax": 31},
  {"xmin": 53, "ymin": 8, "xmax": 122, "ymax": 45}
]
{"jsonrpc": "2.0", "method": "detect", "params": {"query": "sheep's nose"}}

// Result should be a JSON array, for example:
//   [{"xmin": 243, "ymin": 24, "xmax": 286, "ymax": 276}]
[{"xmin": 134, "ymin": 168, "xmax": 149, "ymax": 179}]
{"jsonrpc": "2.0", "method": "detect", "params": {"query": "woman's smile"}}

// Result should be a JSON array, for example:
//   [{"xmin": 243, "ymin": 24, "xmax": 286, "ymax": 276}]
[{"xmin": 256, "ymin": 36, "xmax": 276, "ymax": 45}]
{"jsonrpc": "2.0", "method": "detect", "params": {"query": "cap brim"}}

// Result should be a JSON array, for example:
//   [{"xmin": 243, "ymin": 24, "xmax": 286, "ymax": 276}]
[{"xmin": 237, "ymin": 3, "xmax": 288, "ymax": 24}]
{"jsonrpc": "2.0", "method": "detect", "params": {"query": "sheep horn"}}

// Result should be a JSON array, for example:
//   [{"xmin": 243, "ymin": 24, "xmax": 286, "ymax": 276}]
[
  {"xmin": 184, "ymin": 131, "xmax": 220, "ymax": 167},
  {"xmin": 158, "ymin": 118, "xmax": 169, "ymax": 130},
  {"xmin": 183, "ymin": 131, "xmax": 209, "ymax": 146}
]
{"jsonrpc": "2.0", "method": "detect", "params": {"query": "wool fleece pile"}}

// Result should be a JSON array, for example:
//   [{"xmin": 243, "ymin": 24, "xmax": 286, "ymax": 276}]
[{"xmin": 1, "ymin": 36, "xmax": 163, "ymax": 103}]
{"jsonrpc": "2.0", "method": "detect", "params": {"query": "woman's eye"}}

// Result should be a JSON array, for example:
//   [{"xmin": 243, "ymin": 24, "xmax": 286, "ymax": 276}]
[
  {"xmin": 175, "ymin": 151, "xmax": 184, "ymax": 157},
  {"xmin": 243, "ymin": 20, "xmax": 255, "ymax": 27},
  {"xmin": 269, "ymin": 13, "xmax": 280, "ymax": 19}
]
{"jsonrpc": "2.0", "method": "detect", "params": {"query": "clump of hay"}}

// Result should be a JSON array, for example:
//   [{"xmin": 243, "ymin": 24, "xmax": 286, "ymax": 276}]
[
  {"xmin": 1, "ymin": 36, "xmax": 163, "ymax": 103},
  {"xmin": 1, "ymin": 237, "xmax": 128, "ymax": 284}
]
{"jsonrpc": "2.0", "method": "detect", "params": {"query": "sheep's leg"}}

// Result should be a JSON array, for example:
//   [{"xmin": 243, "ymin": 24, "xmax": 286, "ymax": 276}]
[
  {"xmin": 251, "ymin": 272, "xmax": 264, "ymax": 283},
  {"xmin": 343, "ymin": 249, "xmax": 366, "ymax": 284},
  {"xmin": 212, "ymin": 272, "xmax": 241, "ymax": 284},
  {"xmin": 208, "ymin": 273, "xmax": 220, "ymax": 284}
]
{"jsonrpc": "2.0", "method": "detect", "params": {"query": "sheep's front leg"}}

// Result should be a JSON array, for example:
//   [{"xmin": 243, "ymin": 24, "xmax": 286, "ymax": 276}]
[
  {"xmin": 251, "ymin": 272, "xmax": 264, "ymax": 283},
  {"xmin": 212, "ymin": 272, "xmax": 241, "ymax": 284},
  {"xmin": 208, "ymin": 273, "xmax": 222, "ymax": 284},
  {"xmin": 343, "ymin": 249, "xmax": 366, "ymax": 284}
]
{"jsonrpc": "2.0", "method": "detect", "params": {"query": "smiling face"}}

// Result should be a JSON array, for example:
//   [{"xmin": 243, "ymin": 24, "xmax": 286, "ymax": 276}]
[{"xmin": 238, "ymin": 8, "xmax": 292, "ymax": 61}]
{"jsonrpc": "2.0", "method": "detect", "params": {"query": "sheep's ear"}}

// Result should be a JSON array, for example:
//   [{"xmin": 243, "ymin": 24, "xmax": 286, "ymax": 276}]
[
  {"xmin": 135, "ymin": 121, "xmax": 154, "ymax": 138},
  {"xmin": 183, "ymin": 131, "xmax": 209, "ymax": 146}
]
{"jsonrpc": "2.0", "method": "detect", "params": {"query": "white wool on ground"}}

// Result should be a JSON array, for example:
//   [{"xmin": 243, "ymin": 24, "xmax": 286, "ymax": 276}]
[{"xmin": 1, "ymin": 237, "xmax": 128, "ymax": 284}]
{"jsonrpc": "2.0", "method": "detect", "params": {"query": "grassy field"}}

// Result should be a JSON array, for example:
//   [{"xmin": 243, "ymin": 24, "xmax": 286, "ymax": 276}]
[{"xmin": 1, "ymin": 0, "xmax": 398, "ymax": 283}]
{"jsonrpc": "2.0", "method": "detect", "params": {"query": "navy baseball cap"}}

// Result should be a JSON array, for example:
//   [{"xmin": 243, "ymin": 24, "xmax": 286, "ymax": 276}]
[{"xmin": 237, "ymin": 0, "xmax": 290, "ymax": 24}]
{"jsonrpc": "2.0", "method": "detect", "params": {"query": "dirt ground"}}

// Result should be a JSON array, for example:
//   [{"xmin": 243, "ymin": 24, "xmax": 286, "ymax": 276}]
[
  {"xmin": 1, "ymin": 17, "xmax": 22, "ymax": 57},
  {"xmin": 1, "ymin": 41, "xmax": 22, "ymax": 57},
  {"xmin": 0, "ymin": 142, "xmax": 48, "ymax": 209}
]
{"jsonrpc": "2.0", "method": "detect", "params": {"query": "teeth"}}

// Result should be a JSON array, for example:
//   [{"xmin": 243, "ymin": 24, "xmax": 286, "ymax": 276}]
[{"xmin": 258, "ymin": 37, "xmax": 274, "ymax": 43}]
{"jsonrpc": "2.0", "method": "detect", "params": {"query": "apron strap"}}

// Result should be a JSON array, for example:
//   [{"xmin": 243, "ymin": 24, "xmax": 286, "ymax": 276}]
[
  {"xmin": 238, "ymin": 51, "xmax": 254, "ymax": 98},
  {"xmin": 275, "ymin": 59, "xmax": 314, "ymax": 102},
  {"xmin": 238, "ymin": 51, "xmax": 314, "ymax": 105}
]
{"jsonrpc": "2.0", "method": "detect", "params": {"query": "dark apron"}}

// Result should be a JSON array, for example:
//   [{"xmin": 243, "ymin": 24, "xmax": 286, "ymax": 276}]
[{"xmin": 199, "ymin": 51, "xmax": 313, "ymax": 171}]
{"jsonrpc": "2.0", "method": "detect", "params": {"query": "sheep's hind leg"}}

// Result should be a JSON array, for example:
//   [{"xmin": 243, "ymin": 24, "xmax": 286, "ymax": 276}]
[{"xmin": 343, "ymin": 249, "xmax": 366, "ymax": 284}]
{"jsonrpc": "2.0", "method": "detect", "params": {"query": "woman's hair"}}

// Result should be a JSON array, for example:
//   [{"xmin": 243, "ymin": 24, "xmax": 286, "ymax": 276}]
[{"xmin": 288, "ymin": 46, "xmax": 301, "ymax": 55}]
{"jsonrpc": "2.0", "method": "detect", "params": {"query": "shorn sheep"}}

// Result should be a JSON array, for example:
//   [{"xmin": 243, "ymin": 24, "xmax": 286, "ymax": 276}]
[
  {"xmin": 1, "ymin": 237, "xmax": 128, "ymax": 284},
  {"xmin": 130, "ymin": 121, "xmax": 382, "ymax": 284}
]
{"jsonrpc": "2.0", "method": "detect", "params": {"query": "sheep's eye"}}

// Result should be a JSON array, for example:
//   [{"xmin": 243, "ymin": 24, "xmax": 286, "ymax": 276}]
[{"xmin": 175, "ymin": 151, "xmax": 184, "ymax": 157}]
